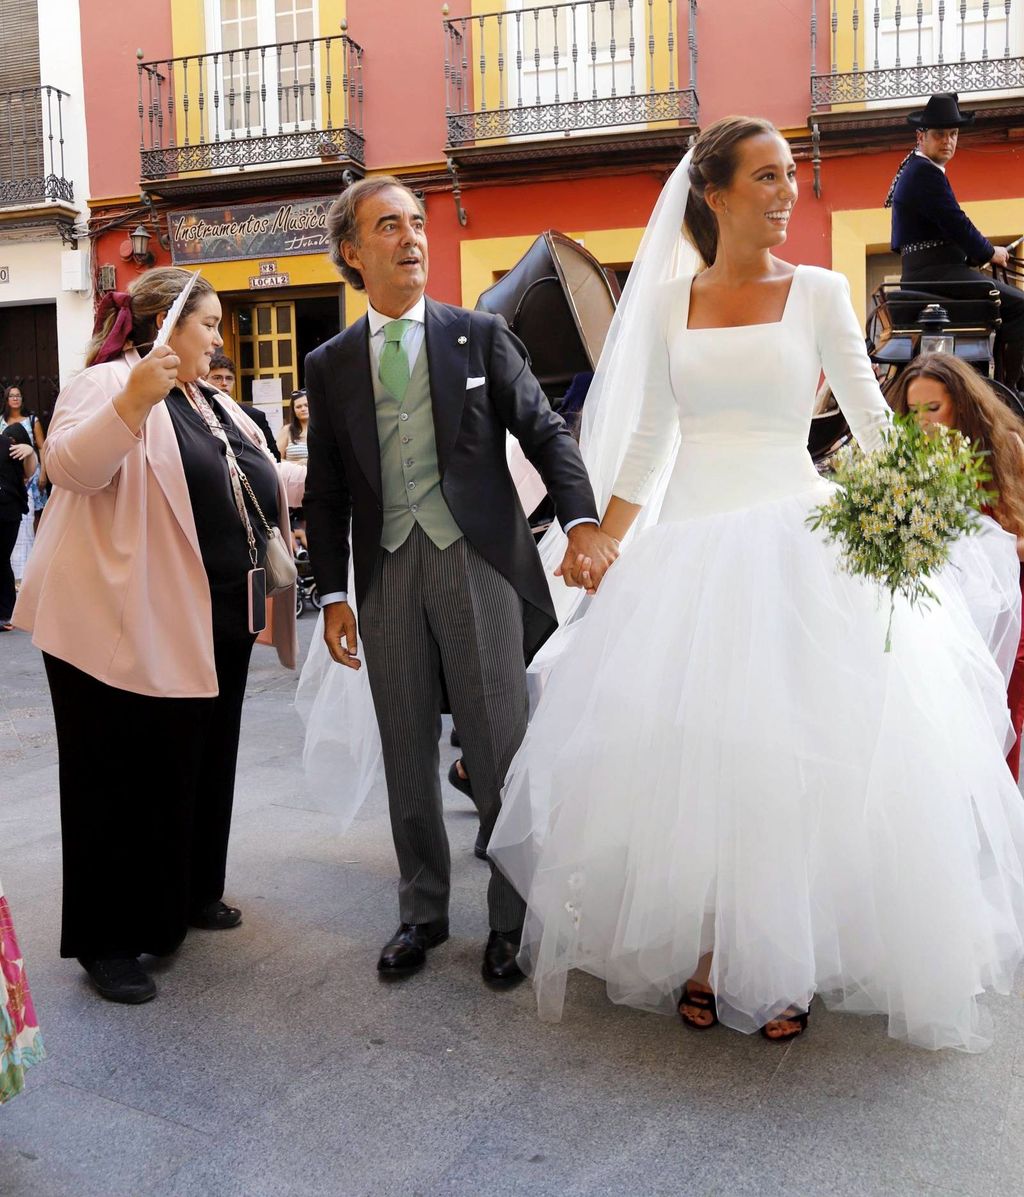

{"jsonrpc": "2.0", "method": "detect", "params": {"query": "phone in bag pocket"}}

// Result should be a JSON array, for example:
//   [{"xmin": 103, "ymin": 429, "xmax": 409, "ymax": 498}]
[{"xmin": 247, "ymin": 567, "xmax": 268, "ymax": 634}]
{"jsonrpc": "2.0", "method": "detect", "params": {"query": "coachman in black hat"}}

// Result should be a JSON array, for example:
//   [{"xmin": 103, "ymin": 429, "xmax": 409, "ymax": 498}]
[{"xmin": 886, "ymin": 92, "xmax": 1024, "ymax": 393}]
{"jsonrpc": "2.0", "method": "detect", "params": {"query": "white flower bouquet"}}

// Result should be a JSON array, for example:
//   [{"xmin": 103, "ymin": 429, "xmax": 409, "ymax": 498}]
[{"xmin": 807, "ymin": 414, "xmax": 994, "ymax": 650}]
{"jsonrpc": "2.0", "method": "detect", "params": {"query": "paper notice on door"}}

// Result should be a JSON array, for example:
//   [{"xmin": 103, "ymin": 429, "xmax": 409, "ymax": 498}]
[{"xmin": 251, "ymin": 377, "xmax": 284, "ymax": 434}]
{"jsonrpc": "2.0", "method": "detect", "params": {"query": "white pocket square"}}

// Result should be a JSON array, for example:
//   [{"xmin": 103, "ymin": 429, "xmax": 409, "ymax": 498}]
[{"xmin": 466, "ymin": 376, "xmax": 486, "ymax": 390}]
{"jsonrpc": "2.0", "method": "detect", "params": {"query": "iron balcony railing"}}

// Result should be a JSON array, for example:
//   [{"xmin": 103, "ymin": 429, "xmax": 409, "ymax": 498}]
[
  {"xmin": 138, "ymin": 29, "xmax": 364, "ymax": 180},
  {"xmin": 811, "ymin": 0, "xmax": 1024, "ymax": 111},
  {"xmin": 0, "ymin": 85, "xmax": 73, "ymax": 207},
  {"xmin": 443, "ymin": 0, "xmax": 698, "ymax": 147}
]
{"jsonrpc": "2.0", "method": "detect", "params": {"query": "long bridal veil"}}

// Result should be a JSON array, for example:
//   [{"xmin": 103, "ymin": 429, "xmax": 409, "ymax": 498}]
[{"xmin": 296, "ymin": 152, "xmax": 703, "ymax": 824}]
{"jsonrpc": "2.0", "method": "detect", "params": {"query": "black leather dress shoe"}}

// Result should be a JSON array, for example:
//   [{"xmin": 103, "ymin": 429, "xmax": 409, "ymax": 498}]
[
  {"xmin": 377, "ymin": 919, "xmax": 450, "ymax": 977},
  {"xmin": 474, "ymin": 827, "xmax": 489, "ymax": 861},
  {"xmin": 482, "ymin": 930, "xmax": 525, "ymax": 987},
  {"xmin": 447, "ymin": 759, "xmax": 474, "ymax": 801},
  {"xmin": 188, "ymin": 900, "xmax": 243, "ymax": 930},
  {"xmin": 78, "ymin": 955, "xmax": 157, "ymax": 1004}
]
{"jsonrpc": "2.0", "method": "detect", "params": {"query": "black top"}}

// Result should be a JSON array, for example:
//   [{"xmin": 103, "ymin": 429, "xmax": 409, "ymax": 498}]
[
  {"xmin": 890, "ymin": 154, "xmax": 993, "ymax": 264},
  {"xmin": 238, "ymin": 403, "xmax": 281, "ymax": 461},
  {"xmin": 0, "ymin": 423, "xmax": 32, "ymax": 520},
  {"xmin": 165, "ymin": 384, "xmax": 280, "ymax": 639}
]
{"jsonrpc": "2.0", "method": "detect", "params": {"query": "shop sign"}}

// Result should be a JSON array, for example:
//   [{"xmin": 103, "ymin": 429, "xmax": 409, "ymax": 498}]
[
  {"xmin": 249, "ymin": 269, "xmax": 291, "ymax": 289},
  {"xmin": 169, "ymin": 196, "xmax": 334, "ymax": 266},
  {"xmin": 0, "ymin": 266, "xmax": 9, "ymax": 284}
]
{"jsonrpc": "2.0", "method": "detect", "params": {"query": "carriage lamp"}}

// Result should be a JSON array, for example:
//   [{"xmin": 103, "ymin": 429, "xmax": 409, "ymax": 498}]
[
  {"xmin": 917, "ymin": 304, "xmax": 953, "ymax": 357},
  {"xmin": 129, "ymin": 224, "xmax": 154, "ymax": 266}
]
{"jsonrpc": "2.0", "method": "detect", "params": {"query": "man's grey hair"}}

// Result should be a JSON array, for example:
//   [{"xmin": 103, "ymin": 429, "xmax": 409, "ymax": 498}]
[{"xmin": 326, "ymin": 176, "xmax": 426, "ymax": 291}]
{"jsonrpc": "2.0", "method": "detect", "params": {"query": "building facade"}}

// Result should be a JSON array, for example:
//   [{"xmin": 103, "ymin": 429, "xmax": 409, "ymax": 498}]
[
  {"xmin": 72, "ymin": 0, "xmax": 1022, "ymax": 415},
  {"xmin": 0, "ymin": 0, "xmax": 94, "ymax": 419}
]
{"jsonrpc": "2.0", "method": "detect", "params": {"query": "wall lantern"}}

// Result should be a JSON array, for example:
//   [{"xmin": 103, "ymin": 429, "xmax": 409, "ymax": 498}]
[{"xmin": 129, "ymin": 224, "xmax": 154, "ymax": 266}]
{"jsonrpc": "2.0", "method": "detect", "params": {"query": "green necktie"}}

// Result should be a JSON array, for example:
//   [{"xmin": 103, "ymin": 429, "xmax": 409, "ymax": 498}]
[{"xmin": 379, "ymin": 318, "xmax": 412, "ymax": 402}]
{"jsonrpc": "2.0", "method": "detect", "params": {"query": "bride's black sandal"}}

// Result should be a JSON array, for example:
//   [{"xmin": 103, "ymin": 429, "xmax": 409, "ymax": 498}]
[
  {"xmin": 677, "ymin": 982, "xmax": 719, "ymax": 1030},
  {"xmin": 760, "ymin": 1007, "xmax": 809, "ymax": 1042}
]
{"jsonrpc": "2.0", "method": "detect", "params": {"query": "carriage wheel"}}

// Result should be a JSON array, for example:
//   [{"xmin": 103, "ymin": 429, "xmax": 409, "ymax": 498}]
[
  {"xmin": 310, "ymin": 586, "xmax": 323, "ymax": 610},
  {"xmin": 295, "ymin": 591, "xmax": 305, "ymax": 618}
]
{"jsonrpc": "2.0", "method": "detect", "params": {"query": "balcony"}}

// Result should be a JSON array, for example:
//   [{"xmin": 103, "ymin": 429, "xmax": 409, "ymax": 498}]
[
  {"xmin": 0, "ymin": 85, "xmax": 74, "ymax": 208},
  {"xmin": 137, "ymin": 28, "xmax": 364, "ymax": 199},
  {"xmin": 443, "ymin": 0, "xmax": 698, "ymax": 181},
  {"xmin": 811, "ymin": 1, "xmax": 1024, "ymax": 125}
]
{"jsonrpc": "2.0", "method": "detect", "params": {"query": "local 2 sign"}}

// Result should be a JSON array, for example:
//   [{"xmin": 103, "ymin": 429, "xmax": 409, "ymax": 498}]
[{"xmin": 169, "ymin": 196, "xmax": 334, "ymax": 266}]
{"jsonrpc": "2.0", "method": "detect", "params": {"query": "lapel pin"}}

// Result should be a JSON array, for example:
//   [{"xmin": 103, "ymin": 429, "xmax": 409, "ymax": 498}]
[{"xmin": 457, "ymin": 335, "xmax": 467, "ymax": 345}]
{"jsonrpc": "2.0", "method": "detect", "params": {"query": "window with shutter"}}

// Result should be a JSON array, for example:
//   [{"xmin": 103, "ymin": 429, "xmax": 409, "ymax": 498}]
[
  {"xmin": 0, "ymin": 1, "xmax": 44, "ymax": 199},
  {"xmin": 0, "ymin": 0, "xmax": 41, "ymax": 91}
]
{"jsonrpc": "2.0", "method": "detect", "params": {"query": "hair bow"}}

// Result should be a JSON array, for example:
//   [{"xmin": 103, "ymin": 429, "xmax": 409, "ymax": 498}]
[{"xmin": 92, "ymin": 291, "xmax": 134, "ymax": 364}]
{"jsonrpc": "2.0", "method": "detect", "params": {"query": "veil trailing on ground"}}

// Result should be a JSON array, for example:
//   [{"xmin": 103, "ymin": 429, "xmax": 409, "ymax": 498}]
[
  {"xmin": 295, "ymin": 148, "xmax": 702, "ymax": 824},
  {"xmin": 528, "ymin": 147, "xmax": 701, "ymax": 676}
]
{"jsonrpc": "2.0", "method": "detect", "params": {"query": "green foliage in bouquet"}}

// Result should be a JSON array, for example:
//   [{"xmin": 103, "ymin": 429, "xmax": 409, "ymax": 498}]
[{"xmin": 807, "ymin": 413, "xmax": 995, "ymax": 651}]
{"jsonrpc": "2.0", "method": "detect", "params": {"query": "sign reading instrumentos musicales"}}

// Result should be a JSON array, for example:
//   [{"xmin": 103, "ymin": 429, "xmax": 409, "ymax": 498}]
[{"xmin": 169, "ymin": 197, "xmax": 335, "ymax": 266}]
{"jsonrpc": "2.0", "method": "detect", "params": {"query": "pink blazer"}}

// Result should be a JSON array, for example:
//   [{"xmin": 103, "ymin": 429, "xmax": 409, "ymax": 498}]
[{"xmin": 13, "ymin": 351, "xmax": 297, "ymax": 698}]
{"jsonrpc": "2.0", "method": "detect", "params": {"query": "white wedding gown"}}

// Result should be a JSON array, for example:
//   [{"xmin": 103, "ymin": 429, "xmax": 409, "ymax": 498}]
[{"xmin": 488, "ymin": 266, "xmax": 1024, "ymax": 1051}]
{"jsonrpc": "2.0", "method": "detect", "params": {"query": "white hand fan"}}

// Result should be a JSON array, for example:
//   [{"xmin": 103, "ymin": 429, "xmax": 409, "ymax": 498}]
[{"xmin": 153, "ymin": 270, "xmax": 202, "ymax": 348}]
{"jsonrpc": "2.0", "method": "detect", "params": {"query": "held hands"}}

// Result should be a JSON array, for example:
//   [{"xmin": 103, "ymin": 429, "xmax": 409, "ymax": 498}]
[
  {"xmin": 992, "ymin": 245, "xmax": 1011, "ymax": 268},
  {"xmin": 555, "ymin": 524, "xmax": 620, "ymax": 594},
  {"xmin": 323, "ymin": 601, "xmax": 361, "ymax": 670},
  {"xmin": 8, "ymin": 443, "xmax": 35, "ymax": 462}
]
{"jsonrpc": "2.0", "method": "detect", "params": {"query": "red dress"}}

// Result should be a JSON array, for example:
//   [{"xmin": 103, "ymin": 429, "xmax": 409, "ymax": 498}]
[{"xmin": 983, "ymin": 506, "xmax": 1024, "ymax": 779}]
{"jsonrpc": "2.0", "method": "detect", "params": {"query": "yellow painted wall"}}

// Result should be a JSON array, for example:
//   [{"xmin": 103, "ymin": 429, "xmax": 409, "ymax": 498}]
[
  {"xmin": 460, "ymin": 225, "xmax": 645, "ymax": 307},
  {"xmin": 832, "ymin": 196, "xmax": 1024, "ymax": 323},
  {"xmin": 168, "ymin": 0, "xmax": 349, "ymax": 147}
]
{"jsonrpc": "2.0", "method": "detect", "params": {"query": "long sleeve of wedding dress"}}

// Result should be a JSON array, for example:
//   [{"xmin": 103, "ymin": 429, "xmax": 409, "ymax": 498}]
[{"xmin": 813, "ymin": 271, "xmax": 890, "ymax": 453}]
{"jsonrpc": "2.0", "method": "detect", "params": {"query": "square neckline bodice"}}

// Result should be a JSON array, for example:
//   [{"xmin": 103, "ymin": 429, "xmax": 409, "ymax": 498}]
[{"xmin": 683, "ymin": 264, "xmax": 803, "ymax": 332}]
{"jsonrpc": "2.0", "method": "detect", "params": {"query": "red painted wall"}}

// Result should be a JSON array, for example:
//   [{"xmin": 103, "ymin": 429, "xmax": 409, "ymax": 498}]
[
  {"xmin": 80, "ymin": 0, "xmax": 173, "ymax": 199},
  {"xmin": 698, "ymin": 0, "xmax": 811, "ymax": 130},
  {"xmin": 349, "ymin": 0, "xmax": 472, "ymax": 170}
]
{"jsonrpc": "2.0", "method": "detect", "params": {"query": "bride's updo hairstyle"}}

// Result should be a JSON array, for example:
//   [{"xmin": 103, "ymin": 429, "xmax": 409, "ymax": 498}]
[
  {"xmin": 85, "ymin": 268, "xmax": 217, "ymax": 366},
  {"xmin": 684, "ymin": 116, "xmax": 779, "ymax": 267}
]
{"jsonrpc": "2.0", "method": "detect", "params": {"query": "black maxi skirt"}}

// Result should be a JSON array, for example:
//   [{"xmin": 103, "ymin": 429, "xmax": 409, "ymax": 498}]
[{"xmin": 44, "ymin": 633, "xmax": 254, "ymax": 959}]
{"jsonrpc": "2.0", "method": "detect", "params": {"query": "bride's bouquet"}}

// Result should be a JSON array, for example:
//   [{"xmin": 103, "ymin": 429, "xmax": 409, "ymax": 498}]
[{"xmin": 807, "ymin": 414, "xmax": 994, "ymax": 651}]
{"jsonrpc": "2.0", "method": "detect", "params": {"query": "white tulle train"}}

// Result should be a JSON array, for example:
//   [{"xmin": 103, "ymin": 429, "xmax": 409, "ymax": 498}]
[{"xmin": 488, "ymin": 493, "xmax": 1024, "ymax": 1052}]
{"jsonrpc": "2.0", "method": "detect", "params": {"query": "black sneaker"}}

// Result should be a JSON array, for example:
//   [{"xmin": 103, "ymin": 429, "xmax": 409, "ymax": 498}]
[{"xmin": 78, "ymin": 955, "xmax": 156, "ymax": 1004}]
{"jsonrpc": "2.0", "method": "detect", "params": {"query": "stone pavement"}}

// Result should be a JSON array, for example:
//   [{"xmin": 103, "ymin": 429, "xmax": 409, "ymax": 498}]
[{"xmin": 2, "ymin": 617, "xmax": 1024, "ymax": 1197}]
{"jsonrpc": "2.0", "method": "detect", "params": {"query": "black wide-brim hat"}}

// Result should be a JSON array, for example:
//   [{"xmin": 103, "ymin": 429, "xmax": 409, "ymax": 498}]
[{"xmin": 907, "ymin": 92, "xmax": 976, "ymax": 129}]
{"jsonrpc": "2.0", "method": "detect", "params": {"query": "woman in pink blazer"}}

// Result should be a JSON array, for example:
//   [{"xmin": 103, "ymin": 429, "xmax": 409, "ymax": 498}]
[{"xmin": 14, "ymin": 268, "xmax": 296, "ymax": 1004}]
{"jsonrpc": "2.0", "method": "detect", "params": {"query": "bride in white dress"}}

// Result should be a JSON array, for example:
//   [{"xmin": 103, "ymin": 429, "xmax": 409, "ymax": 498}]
[{"xmin": 487, "ymin": 116, "xmax": 1024, "ymax": 1051}]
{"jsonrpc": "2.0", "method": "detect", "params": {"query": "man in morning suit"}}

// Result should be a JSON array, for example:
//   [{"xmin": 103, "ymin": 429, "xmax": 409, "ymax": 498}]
[
  {"xmin": 302, "ymin": 176, "xmax": 618, "ymax": 985},
  {"xmin": 886, "ymin": 92, "xmax": 1024, "ymax": 393}
]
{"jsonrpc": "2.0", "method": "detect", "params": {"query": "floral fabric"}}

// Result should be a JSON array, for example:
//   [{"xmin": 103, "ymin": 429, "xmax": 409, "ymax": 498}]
[{"xmin": 0, "ymin": 886, "xmax": 44, "ymax": 1102}]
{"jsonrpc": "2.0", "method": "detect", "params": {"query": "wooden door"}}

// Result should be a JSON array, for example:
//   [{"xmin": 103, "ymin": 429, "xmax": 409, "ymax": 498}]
[
  {"xmin": 0, "ymin": 302, "xmax": 59, "ymax": 424},
  {"xmin": 234, "ymin": 299, "xmax": 298, "ymax": 409}
]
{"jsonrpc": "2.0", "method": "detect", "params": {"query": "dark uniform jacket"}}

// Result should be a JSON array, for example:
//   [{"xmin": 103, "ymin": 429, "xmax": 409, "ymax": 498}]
[{"xmin": 890, "ymin": 153, "xmax": 993, "ymax": 265}]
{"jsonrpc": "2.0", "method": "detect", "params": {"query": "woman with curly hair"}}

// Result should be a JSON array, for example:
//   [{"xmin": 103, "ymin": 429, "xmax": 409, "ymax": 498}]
[{"xmin": 889, "ymin": 352, "xmax": 1024, "ymax": 776}]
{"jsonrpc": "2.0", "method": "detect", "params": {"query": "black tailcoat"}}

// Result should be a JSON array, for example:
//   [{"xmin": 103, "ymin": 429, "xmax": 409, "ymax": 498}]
[{"xmin": 303, "ymin": 296, "xmax": 599, "ymax": 663}]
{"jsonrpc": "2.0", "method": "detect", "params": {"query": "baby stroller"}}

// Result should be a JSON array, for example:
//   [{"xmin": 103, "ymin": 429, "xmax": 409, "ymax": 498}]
[{"xmin": 294, "ymin": 547, "xmax": 322, "ymax": 617}]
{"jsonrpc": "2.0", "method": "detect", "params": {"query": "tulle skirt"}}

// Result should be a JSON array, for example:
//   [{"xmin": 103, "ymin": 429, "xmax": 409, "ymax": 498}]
[{"xmin": 488, "ymin": 491, "xmax": 1024, "ymax": 1052}]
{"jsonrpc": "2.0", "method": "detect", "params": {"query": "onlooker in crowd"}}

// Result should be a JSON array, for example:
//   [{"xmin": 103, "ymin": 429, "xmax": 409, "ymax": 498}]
[
  {"xmin": 1, "ymin": 385, "xmax": 47, "ymax": 531},
  {"xmin": 12, "ymin": 269, "xmax": 296, "ymax": 1004},
  {"xmin": 276, "ymin": 389, "xmax": 309, "ymax": 464},
  {"xmin": 0, "ymin": 422, "xmax": 35, "ymax": 631},
  {"xmin": 277, "ymin": 390, "xmax": 309, "ymax": 549},
  {"xmin": 889, "ymin": 352, "xmax": 1024, "ymax": 776},
  {"xmin": 207, "ymin": 352, "xmax": 280, "ymax": 461}
]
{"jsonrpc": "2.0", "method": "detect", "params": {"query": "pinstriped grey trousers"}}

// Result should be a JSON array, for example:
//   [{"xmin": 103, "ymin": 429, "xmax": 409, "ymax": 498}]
[{"xmin": 359, "ymin": 525, "xmax": 529, "ymax": 933}]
